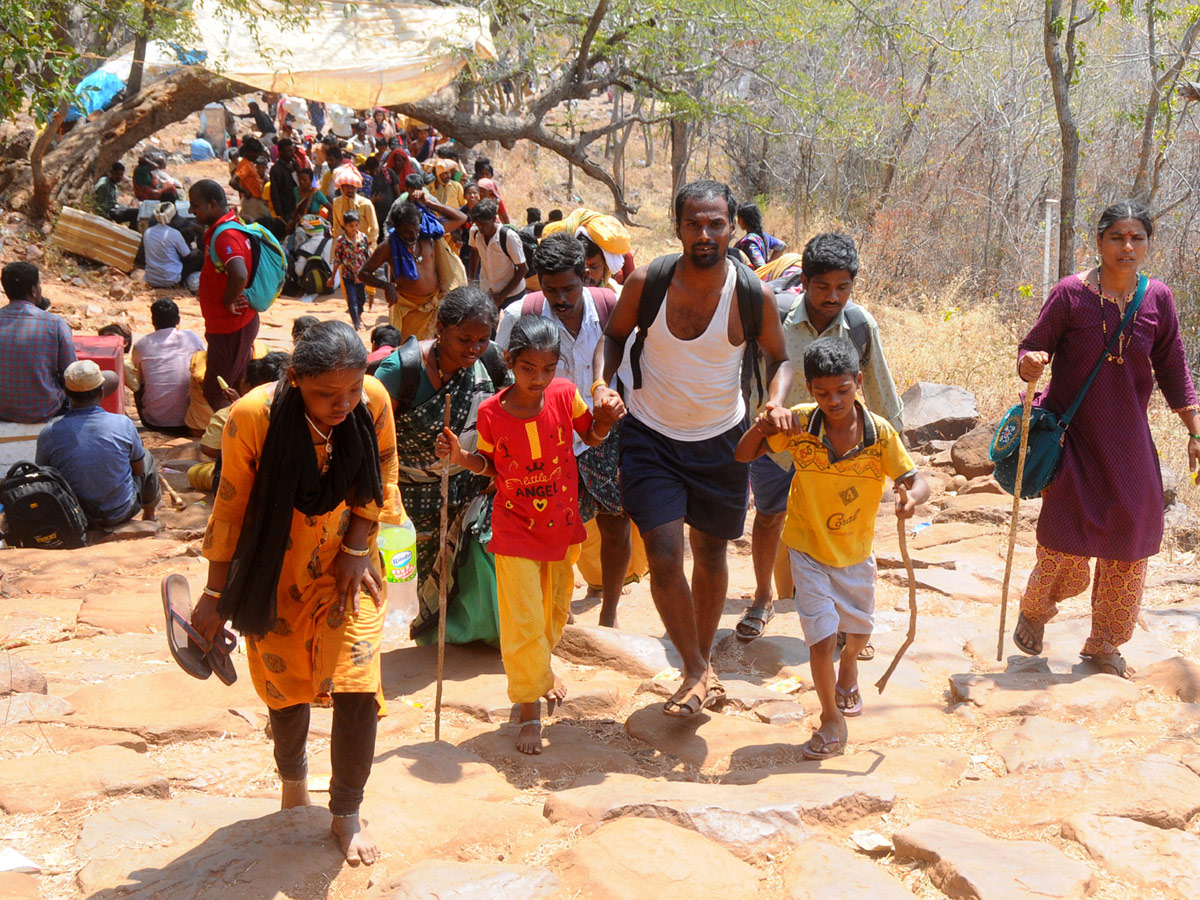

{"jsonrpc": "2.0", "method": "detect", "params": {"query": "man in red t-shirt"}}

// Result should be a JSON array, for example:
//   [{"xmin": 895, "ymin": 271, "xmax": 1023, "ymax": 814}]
[{"xmin": 188, "ymin": 179, "xmax": 260, "ymax": 411}]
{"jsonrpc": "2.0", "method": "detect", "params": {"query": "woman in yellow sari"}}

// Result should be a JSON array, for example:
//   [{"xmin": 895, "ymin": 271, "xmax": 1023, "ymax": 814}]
[{"xmin": 192, "ymin": 320, "xmax": 402, "ymax": 866}]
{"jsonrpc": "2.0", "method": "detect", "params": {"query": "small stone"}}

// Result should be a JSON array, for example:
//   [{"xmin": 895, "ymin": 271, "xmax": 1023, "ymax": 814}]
[
  {"xmin": 553, "ymin": 624, "xmax": 680, "ymax": 678},
  {"xmin": 947, "ymin": 474, "xmax": 968, "ymax": 493},
  {"xmin": 783, "ymin": 841, "xmax": 917, "ymax": 899},
  {"xmin": 556, "ymin": 818, "xmax": 763, "ymax": 899},
  {"xmin": 380, "ymin": 860, "xmax": 560, "ymax": 899},
  {"xmin": 754, "ymin": 699, "xmax": 807, "ymax": 725},
  {"xmin": 950, "ymin": 424, "xmax": 996, "ymax": 479},
  {"xmin": 23, "ymin": 244, "xmax": 43, "ymax": 261},
  {"xmin": 0, "ymin": 655, "xmax": 47, "ymax": 695},
  {"xmin": 1061, "ymin": 814, "xmax": 1200, "ymax": 899},
  {"xmin": 962, "ymin": 475, "xmax": 1005, "ymax": 495},
  {"xmin": 894, "ymin": 818, "xmax": 1091, "ymax": 900},
  {"xmin": 986, "ymin": 716, "xmax": 1102, "ymax": 773}
]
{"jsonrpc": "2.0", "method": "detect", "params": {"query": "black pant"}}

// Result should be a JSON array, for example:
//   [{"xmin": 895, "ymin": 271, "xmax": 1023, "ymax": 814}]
[{"xmin": 269, "ymin": 692, "xmax": 377, "ymax": 816}]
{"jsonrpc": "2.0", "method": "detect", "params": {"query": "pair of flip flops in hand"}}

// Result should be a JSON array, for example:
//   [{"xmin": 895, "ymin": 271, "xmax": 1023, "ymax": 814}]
[{"xmin": 161, "ymin": 574, "xmax": 238, "ymax": 684}]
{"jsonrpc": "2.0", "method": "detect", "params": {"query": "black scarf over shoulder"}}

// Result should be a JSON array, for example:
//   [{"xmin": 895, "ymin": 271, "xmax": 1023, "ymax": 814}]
[{"xmin": 219, "ymin": 380, "xmax": 383, "ymax": 637}]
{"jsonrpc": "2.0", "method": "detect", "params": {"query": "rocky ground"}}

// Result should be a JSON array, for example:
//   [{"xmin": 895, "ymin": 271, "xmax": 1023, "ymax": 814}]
[{"xmin": 2, "ymin": 388, "xmax": 1200, "ymax": 900}]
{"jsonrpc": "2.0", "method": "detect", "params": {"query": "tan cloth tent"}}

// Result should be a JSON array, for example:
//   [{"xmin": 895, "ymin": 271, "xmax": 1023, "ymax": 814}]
[{"xmin": 190, "ymin": 0, "xmax": 495, "ymax": 108}]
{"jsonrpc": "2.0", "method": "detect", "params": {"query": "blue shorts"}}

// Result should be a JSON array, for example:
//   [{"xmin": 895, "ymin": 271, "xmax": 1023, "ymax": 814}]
[
  {"xmin": 619, "ymin": 415, "xmax": 749, "ymax": 541},
  {"xmin": 749, "ymin": 455, "xmax": 793, "ymax": 516}
]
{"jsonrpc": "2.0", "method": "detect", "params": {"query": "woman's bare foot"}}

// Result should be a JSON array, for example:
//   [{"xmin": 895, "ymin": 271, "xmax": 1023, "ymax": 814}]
[
  {"xmin": 516, "ymin": 700, "xmax": 543, "ymax": 755},
  {"xmin": 330, "ymin": 813, "xmax": 381, "ymax": 865},
  {"xmin": 544, "ymin": 671, "xmax": 568, "ymax": 703},
  {"xmin": 280, "ymin": 779, "xmax": 311, "ymax": 810}
]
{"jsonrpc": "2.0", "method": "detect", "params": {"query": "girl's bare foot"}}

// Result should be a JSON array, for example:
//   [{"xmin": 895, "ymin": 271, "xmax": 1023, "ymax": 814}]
[
  {"xmin": 280, "ymin": 779, "xmax": 311, "ymax": 810},
  {"xmin": 516, "ymin": 718, "xmax": 543, "ymax": 755},
  {"xmin": 331, "ymin": 813, "xmax": 381, "ymax": 865},
  {"xmin": 544, "ymin": 671, "xmax": 568, "ymax": 703}
]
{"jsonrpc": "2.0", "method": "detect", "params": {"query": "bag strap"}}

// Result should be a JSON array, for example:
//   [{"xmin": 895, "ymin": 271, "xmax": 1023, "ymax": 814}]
[
  {"xmin": 629, "ymin": 254, "xmax": 680, "ymax": 390},
  {"xmin": 1061, "ymin": 273, "xmax": 1147, "ymax": 427},
  {"xmin": 521, "ymin": 292, "xmax": 543, "ymax": 316},
  {"xmin": 208, "ymin": 219, "xmax": 261, "ymax": 285},
  {"xmin": 841, "ymin": 301, "xmax": 873, "ymax": 368},
  {"xmin": 733, "ymin": 259, "xmax": 765, "ymax": 405},
  {"xmin": 590, "ymin": 287, "xmax": 618, "ymax": 329},
  {"xmin": 390, "ymin": 336, "xmax": 424, "ymax": 411}
]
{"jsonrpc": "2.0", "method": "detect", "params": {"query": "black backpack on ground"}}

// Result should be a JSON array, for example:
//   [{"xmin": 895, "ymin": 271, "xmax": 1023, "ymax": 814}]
[
  {"xmin": 0, "ymin": 461, "xmax": 89, "ymax": 549},
  {"xmin": 629, "ymin": 253, "xmax": 770, "ymax": 406},
  {"xmin": 769, "ymin": 272, "xmax": 873, "ymax": 367}
]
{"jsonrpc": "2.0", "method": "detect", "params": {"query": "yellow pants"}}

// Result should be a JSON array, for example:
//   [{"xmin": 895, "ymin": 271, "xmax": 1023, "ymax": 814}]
[
  {"xmin": 187, "ymin": 461, "xmax": 216, "ymax": 492},
  {"xmin": 574, "ymin": 518, "xmax": 650, "ymax": 590},
  {"xmin": 495, "ymin": 550, "xmax": 575, "ymax": 703},
  {"xmin": 389, "ymin": 290, "xmax": 439, "ymax": 342}
]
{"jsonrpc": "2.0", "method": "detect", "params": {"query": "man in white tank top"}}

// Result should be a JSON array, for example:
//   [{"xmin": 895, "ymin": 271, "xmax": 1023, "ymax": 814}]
[{"xmin": 596, "ymin": 180, "xmax": 793, "ymax": 717}]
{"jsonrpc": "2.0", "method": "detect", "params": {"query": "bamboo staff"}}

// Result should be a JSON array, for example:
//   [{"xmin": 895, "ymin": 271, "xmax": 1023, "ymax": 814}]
[
  {"xmin": 434, "ymin": 395, "xmax": 452, "ymax": 741},
  {"xmin": 876, "ymin": 484, "xmax": 916, "ymax": 694},
  {"xmin": 997, "ymin": 376, "xmax": 1039, "ymax": 661}
]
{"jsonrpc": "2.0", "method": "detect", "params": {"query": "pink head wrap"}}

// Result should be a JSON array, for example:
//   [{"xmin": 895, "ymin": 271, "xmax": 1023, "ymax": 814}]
[
  {"xmin": 477, "ymin": 177, "xmax": 500, "ymax": 199},
  {"xmin": 333, "ymin": 165, "xmax": 363, "ymax": 188}
]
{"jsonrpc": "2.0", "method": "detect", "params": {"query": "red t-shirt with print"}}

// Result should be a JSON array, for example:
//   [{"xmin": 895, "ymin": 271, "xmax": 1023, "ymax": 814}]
[
  {"xmin": 476, "ymin": 378, "xmax": 592, "ymax": 561},
  {"xmin": 198, "ymin": 210, "xmax": 258, "ymax": 335}
]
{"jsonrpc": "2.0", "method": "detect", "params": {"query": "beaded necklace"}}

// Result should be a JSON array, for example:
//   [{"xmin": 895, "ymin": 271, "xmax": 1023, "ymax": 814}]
[{"xmin": 1092, "ymin": 270, "xmax": 1138, "ymax": 366}]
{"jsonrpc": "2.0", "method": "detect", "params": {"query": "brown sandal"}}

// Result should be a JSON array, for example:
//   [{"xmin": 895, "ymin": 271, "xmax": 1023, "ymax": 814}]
[{"xmin": 1012, "ymin": 612, "xmax": 1044, "ymax": 656}]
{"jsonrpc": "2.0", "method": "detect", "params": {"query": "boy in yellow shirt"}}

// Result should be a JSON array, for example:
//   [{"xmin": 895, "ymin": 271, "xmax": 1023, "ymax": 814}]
[{"xmin": 736, "ymin": 336, "xmax": 928, "ymax": 760}]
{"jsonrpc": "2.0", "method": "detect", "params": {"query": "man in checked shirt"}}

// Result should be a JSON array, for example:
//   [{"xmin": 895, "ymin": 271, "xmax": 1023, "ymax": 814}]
[{"xmin": 0, "ymin": 262, "xmax": 78, "ymax": 424}]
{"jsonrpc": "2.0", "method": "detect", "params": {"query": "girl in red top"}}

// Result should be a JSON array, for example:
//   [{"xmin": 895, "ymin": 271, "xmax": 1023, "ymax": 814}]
[{"xmin": 437, "ymin": 315, "xmax": 623, "ymax": 753}]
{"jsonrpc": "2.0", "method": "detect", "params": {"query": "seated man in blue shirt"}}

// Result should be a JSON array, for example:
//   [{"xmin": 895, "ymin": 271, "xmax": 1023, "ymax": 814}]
[
  {"xmin": 190, "ymin": 131, "xmax": 217, "ymax": 162},
  {"xmin": 36, "ymin": 360, "xmax": 161, "ymax": 528}
]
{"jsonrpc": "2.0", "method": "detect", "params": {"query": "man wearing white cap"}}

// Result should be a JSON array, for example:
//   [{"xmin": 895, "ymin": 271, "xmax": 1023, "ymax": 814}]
[{"xmin": 36, "ymin": 360, "xmax": 161, "ymax": 527}]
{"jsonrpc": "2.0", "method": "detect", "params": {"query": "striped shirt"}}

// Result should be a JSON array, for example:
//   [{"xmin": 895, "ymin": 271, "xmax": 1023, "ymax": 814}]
[{"xmin": 0, "ymin": 301, "xmax": 76, "ymax": 423}]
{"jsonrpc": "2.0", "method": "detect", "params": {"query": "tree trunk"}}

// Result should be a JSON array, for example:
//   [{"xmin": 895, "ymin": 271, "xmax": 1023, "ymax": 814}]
[
  {"xmin": 126, "ymin": 2, "xmax": 154, "ymax": 98},
  {"xmin": 1044, "ymin": 0, "xmax": 1087, "ymax": 278},
  {"xmin": 875, "ymin": 46, "xmax": 937, "ymax": 220},
  {"xmin": 670, "ymin": 118, "xmax": 690, "ymax": 194},
  {"xmin": 29, "ymin": 103, "xmax": 68, "ymax": 222}
]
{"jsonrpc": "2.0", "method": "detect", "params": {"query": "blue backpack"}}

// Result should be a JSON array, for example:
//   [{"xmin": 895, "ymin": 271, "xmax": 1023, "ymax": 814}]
[{"xmin": 207, "ymin": 220, "xmax": 287, "ymax": 312}]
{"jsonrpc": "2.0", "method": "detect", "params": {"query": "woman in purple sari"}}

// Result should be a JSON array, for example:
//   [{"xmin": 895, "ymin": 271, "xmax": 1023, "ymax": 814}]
[{"xmin": 1012, "ymin": 200, "xmax": 1200, "ymax": 677}]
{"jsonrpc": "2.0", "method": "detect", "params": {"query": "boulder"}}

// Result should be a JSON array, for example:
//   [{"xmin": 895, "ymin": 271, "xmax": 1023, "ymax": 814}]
[
  {"xmin": 949, "ymin": 671, "xmax": 1139, "ymax": 721},
  {"xmin": 893, "ymin": 818, "xmax": 1091, "ymax": 900},
  {"xmin": 1134, "ymin": 656, "xmax": 1200, "ymax": 703},
  {"xmin": 553, "ymin": 624, "xmax": 680, "ymax": 678},
  {"xmin": 544, "ymin": 771, "xmax": 892, "ymax": 858},
  {"xmin": 985, "ymin": 716, "xmax": 1102, "ymax": 773},
  {"xmin": 380, "ymin": 861, "xmax": 560, "ymax": 900},
  {"xmin": 0, "ymin": 655, "xmax": 47, "ymax": 695},
  {"xmin": 900, "ymin": 382, "xmax": 980, "ymax": 445},
  {"xmin": 0, "ymin": 744, "xmax": 167, "ymax": 813},
  {"xmin": 554, "ymin": 818, "xmax": 763, "ymax": 900},
  {"xmin": 1061, "ymin": 814, "xmax": 1200, "ymax": 899},
  {"xmin": 921, "ymin": 755, "xmax": 1200, "ymax": 831},
  {"xmin": 950, "ymin": 425, "xmax": 995, "ymax": 479},
  {"xmin": 783, "ymin": 841, "xmax": 917, "ymax": 899},
  {"xmin": 624, "ymin": 704, "xmax": 812, "ymax": 769}
]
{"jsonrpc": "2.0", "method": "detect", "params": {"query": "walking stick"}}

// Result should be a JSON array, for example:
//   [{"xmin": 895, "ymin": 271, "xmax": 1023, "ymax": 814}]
[
  {"xmin": 876, "ymin": 485, "xmax": 916, "ymax": 694},
  {"xmin": 434, "ymin": 395, "xmax": 452, "ymax": 742},
  {"xmin": 997, "ymin": 375, "xmax": 1039, "ymax": 661}
]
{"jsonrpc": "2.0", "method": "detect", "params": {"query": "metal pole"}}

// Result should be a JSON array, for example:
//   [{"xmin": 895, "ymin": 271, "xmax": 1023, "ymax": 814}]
[{"xmin": 1042, "ymin": 198, "xmax": 1059, "ymax": 298}]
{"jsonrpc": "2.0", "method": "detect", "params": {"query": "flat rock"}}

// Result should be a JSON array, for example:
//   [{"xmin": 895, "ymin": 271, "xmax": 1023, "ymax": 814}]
[
  {"xmin": 625, "ymin": 703, "xmax": 812, "ymax": 769},
  {"xmin": 558, "ymin": 676, "xmax": 630, "ymax": 718},
  {"xmin": 545, "ymin": 771, "xmax": 891, "ymax": 858},
  {"xmin": 0, "ymin": 691, "xmax": 72, "ymax": 723},
  {"xmin": 66, "ymin": 668, "xmax": 257, "ymax": 743},
  {"xmin": 440, "ymin": 673, "xmax": 520, "ymax": 722},
  {"xmin": 901, "ymin": 382, "xmax": 980, "ymax": 444},
  {"xmin": 0, "ymin": 744, "xmax": 167, "ymax": 813},
  {"xmin": 881, "ymin": 567, "xmax": 997, "ymax": 603},
  {"xmin": 460, "ymin": 723, "xmax": 639, "ymax": 779},
  {"xmin": 921, "ymin": 755, "xmax": 1200, "ymax": 831},
  {"xmin": 949, "ymin": 671, "xmax": 1139, "ymax": 720},
  {"xmin": 0, "ymin": 654, "xmax": 46, "ymax": 694},
  {"xmin": 894, "ymin": 818, "xmax": 1091, "ymax": 900},
  {"xmin": 908, "ymin": 522, "xmax": 998, "ymax": 550},
  {"xmin": 754, "ymin": 699, "xmax": 807, "ymax": 725},
  {"xmin": 75, "ymin": 795, "xmax": 277, "ymax": 894},
  {"xmin": 950, "ymin": 424, "xmax": 995, "ymax": 479},
  {"xmin": 932, "ymin": 493, "xmax": 1041, "ymax": 528},
  {"xmin": 986, "ymin": 716, "xmax": 1102, "ymax": 773},
  {"xmin": 0, "ymin": 722, "xmax": 148, "ymax": 754},
  {"xmin": 783, "ymin": 841, "xmax": 917, "ymax": 899},
  {"xmin": 835, "ymin": 686, "xmax": 955, "ymax": 744},
  {"xmin": 380, "ymin": 860, "xmax": 560, "ymax": 900},
  {"xmin": 553, "ymin": 624, "xmax": 680, "ymax": 678},
  {"xmin": 1134, "ymin": 656, "xmax": 1200, "ymax": 702},
  {"xmin": 713, "ymin": 632, "xmax": 810, "ymax": 676},
  {"xmin": 1034, "ymin": 616, "xmax": 1178, "ymax": 673},
  {"xmin": 76, "ymin": 582, "xmax": 161, "ymax": 632},
  {"xmin": 0, "ymin": 873, "xmax": 38, "ymax": 899},
  {"xmin": 722, "ymin": 745, "xmax": 968, "ymax": 802},
  {"xmin": 1061, "ymin": 814, "xmax": 1200, "ymax": 899},
  {"xmin": 380, "ymin": 640, "xmax": 505, "ymax": 698},
  {"xmin": 555, "ymin": 818, "xmax": 763, "ymax": 899},
  {"xmin": 91, "ymin": 518, "xmax": 164, "ymax": 542}
]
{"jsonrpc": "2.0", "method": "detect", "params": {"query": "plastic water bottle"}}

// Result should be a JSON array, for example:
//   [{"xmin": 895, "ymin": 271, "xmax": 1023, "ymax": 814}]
[{"xmin": 378, "ymin": 520, "xmax": 419, "ymax": 639}]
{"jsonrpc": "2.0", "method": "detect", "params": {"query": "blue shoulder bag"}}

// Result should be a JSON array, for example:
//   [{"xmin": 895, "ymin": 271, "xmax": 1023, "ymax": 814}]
[{"xmin": 990, "ymin": 274, "xmax": 1147, "ymax": 499}]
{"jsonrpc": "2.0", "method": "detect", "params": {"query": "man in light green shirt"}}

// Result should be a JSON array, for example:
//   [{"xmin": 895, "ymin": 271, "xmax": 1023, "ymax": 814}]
[{"xmin": 736, "ymin": 233, "xmax": 904, "ymax": 645}]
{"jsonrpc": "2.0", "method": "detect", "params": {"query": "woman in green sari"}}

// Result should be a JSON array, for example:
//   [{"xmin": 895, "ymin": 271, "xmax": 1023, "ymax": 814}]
[{"xmin": 375, "ymin": 286, "xmax": 507, "ymax": 644}]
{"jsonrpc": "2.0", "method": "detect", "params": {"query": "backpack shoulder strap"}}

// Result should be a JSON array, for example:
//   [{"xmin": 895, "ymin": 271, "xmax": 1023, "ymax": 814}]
[
  {"xmin": 629, "ymin": 254, "xmax": 680, "ymax": 390},
  {"xmin": 480, "ymin": 341, "xmax": 509, "ymax": 387},
  {"xmin": 389, "ymin": 336, "xmax": 424, "ymax": 412},
  {"xmin": 841, "ymin": 301, "xmax": 873, "ymax": 368},
  {"xmin": 733, "ymin": 260, "xmax": 766, "ymax": 405},
  {"xmin": 208, "ymin": 219, "xmax": 260, "ymax": 277},
  {"xmin": 521, "ymin": 292, "xmax": 544, "ymax": 317},
  {"xmin": 499, "ymin": 225, "xmax": 520, "ymax": 264},
  {"xmin": 589, "ymin": 287, "xmax": 618, "ymax": 328}
]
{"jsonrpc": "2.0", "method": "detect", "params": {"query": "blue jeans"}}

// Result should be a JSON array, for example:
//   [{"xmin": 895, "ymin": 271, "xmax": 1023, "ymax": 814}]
[{"xmin": 344, "ymin": 278, "xmax": 366, "ymax": 328}]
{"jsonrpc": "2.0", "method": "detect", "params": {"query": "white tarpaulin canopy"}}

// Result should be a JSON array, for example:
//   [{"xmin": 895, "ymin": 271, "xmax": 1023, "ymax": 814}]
[{"xmin": 190, "ymin": 0, "xmax": 495, "ymax": 108}]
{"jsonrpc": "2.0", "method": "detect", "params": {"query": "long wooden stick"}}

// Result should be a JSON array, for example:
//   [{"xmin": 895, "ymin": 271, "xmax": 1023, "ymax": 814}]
[
  {"xmin": 434, "ymin": 395, "xmax": 452, "ymax": 742},
  {"xmin": 997, "ymin": 376, "xmax": 1039, "ymax": 661},
  {"xmin": 876, "ymin": 485, "xmax": 916, "ymax": 694}
]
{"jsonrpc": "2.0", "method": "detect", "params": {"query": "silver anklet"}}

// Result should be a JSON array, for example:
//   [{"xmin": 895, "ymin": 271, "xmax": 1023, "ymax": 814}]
[
  {"xmin": 332, "ymin": 811, "xmax": 360, "ymax": 819},
  {"xmin": 519, "ymin": 719, "xmax": 541, "ymax": 728}
]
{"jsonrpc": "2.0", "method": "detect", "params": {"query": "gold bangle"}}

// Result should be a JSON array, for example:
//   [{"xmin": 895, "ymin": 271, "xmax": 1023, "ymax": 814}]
[
  {"xmin": 340, "ymin": 544, "xmax": 371, "ymax": 558},
  {"xmin": 590, "ymin": 379, "xmax": 607, "ymax": 397}
]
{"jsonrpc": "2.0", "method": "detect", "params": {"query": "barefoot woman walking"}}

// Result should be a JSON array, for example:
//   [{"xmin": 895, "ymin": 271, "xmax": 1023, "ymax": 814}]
[
  {"xmin": 1012, "ymin": 200, "xmax": 1200, "ymax": 677},
  {"xmin": 193, "ymin": 321, "xmax": 402, "ymax": 865}
]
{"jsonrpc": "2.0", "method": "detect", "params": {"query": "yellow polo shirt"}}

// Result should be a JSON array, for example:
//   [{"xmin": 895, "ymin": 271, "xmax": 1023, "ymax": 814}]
[{"xmin": 767, "ymin": 401, "xmax": 915, "ymax": 568}]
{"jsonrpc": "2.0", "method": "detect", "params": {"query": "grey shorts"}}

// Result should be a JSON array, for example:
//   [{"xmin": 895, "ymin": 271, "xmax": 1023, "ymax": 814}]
[{"xmin": 788, "ymin": 548, "xmax": 876, "ymax": 646}]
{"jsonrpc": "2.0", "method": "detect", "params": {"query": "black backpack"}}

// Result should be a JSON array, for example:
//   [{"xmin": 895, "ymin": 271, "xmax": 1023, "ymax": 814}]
[
  {"xmin": 769, "ymin": 271, "xmax": 872, "ymax": 367},
  {"xmin": 0, "ymin": 462, "xmax": 89, "ymax": 549},
  {"xmin": 384, "ymin": 336, "xmax": 510, "ymax": 412},
  {"xmin": 500, "ymin": 225, "xmax": 538, "ymax": 269},
  {"xmin": 629, "ymin": 254, "xmax": 769, "ymax": 405}
]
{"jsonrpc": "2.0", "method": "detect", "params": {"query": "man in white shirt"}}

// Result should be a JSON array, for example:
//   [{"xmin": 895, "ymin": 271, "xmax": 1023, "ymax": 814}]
[
  {"xmin": 495, "ymin": 234, "xmax": 630, "ymax": 626},
  {"xmin": 348, "ymin": 120, "xmax": 375, "ymax": 158},
  {"xmin": 598, "ymin": 180, "xmax": 792, "ymax": 718},
  {"xmin": 468, "ymin": 199, "xmax": 527, "ymax": 306},
  {"xmin": 142, "ymin": 202, "xmax": 201, "ymax": 289},
  {"xmin": 131, "ymin": 298, "xmax": 205, "ymax": 432}
]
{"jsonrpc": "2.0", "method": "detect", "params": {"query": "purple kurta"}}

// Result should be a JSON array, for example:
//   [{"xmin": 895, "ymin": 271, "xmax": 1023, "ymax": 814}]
[{"xmin": 1018, "ymin": 274, "xmax": 1197, "ymax": 562}]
